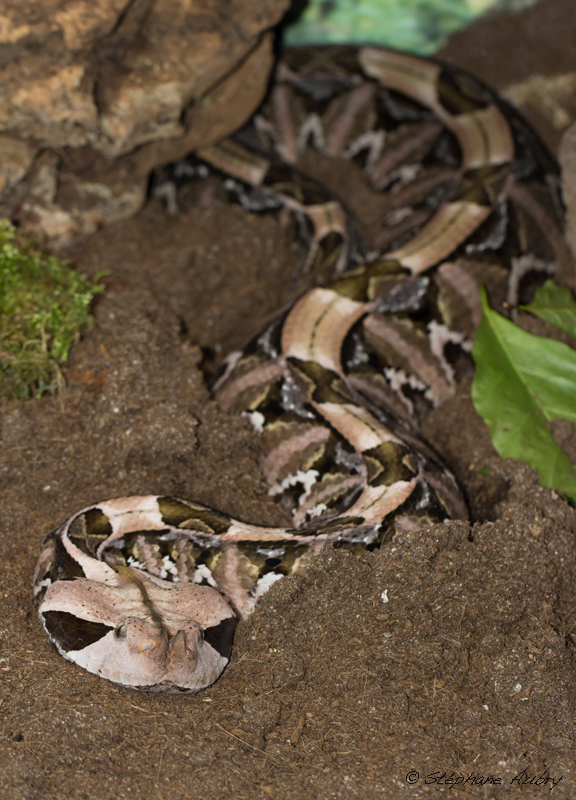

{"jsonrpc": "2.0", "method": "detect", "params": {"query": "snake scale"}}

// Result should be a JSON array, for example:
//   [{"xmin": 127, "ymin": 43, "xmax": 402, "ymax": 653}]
[{"xmin": 33, "ymin": 46, "xmax": 568, "ymax": 693}]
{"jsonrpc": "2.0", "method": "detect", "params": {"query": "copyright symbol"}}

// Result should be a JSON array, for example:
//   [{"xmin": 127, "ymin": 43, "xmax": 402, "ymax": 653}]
[{"xmin": 406, "ymin": 771, "xmax": 419, "ymax": 784}]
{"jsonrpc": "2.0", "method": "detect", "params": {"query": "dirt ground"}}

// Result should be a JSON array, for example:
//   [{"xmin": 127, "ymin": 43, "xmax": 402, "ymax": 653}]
[{"xmin": 2, "ymin": 1, "xmax": 576, "ymax": 798}]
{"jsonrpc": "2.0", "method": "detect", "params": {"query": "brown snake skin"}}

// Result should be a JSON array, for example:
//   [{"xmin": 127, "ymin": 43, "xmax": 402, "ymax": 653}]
[{"xmin": 33, "ymin": 46, "xmax": 569, "ymax": 693}]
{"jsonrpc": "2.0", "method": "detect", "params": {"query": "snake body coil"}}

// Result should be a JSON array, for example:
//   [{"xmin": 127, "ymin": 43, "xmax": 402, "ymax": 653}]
[{"xmin": 33, "ymin": 46, "xmax": 567, "ymax": 693}]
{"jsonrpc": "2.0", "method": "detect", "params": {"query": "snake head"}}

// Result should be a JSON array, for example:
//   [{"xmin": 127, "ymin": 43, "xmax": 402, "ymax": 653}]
[{"xmin": 38, "ymin": 573, "xmax": 237, "ymax": 693}]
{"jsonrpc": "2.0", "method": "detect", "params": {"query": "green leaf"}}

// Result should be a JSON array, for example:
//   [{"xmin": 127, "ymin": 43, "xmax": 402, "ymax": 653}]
[
  {"xmin": 520, "ymin": 279, "xmax": 576, "ymax": 339},
  {"xmin": 472, "ymin": 287, "xmax": 576, "ymax": 503},
  {"xmin": 283, "ymin": 0, "xmax": 489, "ymax": 54}
]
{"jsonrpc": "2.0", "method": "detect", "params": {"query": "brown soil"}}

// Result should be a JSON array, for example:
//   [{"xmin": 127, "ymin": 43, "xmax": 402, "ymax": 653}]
[{"xmin": 2, "ymin": 2, "xmax": 576, "ymax": 798}]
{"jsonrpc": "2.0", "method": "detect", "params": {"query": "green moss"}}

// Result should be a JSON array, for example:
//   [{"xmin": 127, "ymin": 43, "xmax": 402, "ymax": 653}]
[{"xmin": 0, "ymin": 221, "xmax": 105, "ymax": 400}]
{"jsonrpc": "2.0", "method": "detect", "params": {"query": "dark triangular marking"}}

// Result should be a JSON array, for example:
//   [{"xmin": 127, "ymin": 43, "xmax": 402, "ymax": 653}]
[
  {"xmin": 42, "ymin": 610, "xmax": 113, "ymax": 652},
  {"xmin": 203, "ymin": 615, "xmax": 237, "ymax": 659}
]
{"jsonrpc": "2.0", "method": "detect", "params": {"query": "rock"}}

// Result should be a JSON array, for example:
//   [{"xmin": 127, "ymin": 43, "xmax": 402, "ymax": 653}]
[
  {"xmin": 0, "ymin": 0, "xmax": 289, "ymax": 244},
  {"xmin": 0, "ymin": 134, "xmax": 38, "ymax": 200}
]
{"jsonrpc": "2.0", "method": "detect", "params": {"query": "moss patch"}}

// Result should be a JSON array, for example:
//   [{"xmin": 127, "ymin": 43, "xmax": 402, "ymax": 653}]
[{"xmin": 0, "ymin": 221, "xmax": 104, "ymax": 400}]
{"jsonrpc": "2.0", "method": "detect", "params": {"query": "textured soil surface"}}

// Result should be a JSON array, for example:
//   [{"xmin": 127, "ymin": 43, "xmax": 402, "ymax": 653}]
[{"xmin": 2, "ymin": 2, "xmax": 576, "ymax": 798}]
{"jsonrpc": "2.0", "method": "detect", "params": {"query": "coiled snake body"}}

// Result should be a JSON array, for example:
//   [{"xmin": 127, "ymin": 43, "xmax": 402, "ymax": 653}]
[{"xmin": 33, "ymin": 46, "xmax": 567, "ymax": 693}]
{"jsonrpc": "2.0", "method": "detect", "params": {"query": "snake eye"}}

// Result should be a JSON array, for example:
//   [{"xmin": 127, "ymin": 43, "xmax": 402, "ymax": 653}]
[
  {"xmin": 198, "ymin": 629, "xmax": 204, "ymax": 642},
  {"xmin": 115, "ymin": 623, "xmax": 127, "ymax": 640}
]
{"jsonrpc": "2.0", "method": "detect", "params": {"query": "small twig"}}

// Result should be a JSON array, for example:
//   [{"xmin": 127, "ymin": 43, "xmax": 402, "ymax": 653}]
[{"xmin": 213, "ymin": 722, "xmax": 292, "ymax": 769}]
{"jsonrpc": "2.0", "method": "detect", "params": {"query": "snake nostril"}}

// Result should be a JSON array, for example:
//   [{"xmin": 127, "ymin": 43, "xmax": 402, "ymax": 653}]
[{"xmin": 168, "ymin": 630, "xmax": 188, "ymax": 657}]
